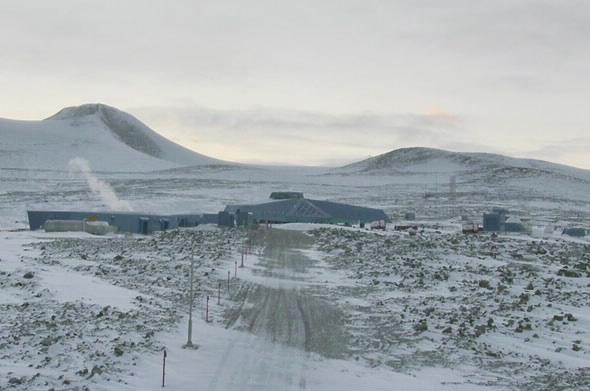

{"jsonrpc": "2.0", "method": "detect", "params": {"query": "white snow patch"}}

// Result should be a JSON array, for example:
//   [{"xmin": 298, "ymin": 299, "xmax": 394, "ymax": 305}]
[{"xmin": 38, "ymin": 267, "xmax": 137, "ymax": 311}]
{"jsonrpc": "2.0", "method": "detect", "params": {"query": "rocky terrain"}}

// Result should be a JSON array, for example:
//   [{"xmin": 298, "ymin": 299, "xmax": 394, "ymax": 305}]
[
  {"xmin": 1, "ymin": 223, "xmax": 589, "ymax": 390},
  {"xmin": 310, "ymin": 226, "xmax": 590, "ymax": 390},
  {"xmin": 0, "ymin": 228, "xmax": 243, "ymax": 390}
]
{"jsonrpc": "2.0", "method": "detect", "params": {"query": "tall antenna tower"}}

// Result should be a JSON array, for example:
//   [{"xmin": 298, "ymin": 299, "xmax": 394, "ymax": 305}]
[{"xmin": 449, "ymin": 175, "xmax": 457, "ymax": 218}]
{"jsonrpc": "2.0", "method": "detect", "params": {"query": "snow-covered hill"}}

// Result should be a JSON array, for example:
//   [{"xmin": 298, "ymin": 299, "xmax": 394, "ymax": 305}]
[
  {"xmin": 341, "ymin": 147, "xmax": 590, "ymax": 183},
  {"xmin": 0, "ymin": 103, "xmax": 224, "ymax": 172}
]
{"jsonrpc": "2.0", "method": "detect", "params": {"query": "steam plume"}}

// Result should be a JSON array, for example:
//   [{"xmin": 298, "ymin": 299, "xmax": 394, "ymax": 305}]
[{"xmin": 68, "ymin": 158, "xmax": 133, "ymax": 211}]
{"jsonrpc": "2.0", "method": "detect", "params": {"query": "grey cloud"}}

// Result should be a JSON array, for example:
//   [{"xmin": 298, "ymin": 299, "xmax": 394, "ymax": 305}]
[
  {"xmin": 130, "ymin": 105, "xmax": 462, "ymax": 151},
  {"xmin": 1, "ymin": 1, "xmax": 589, "ymax": 167}
]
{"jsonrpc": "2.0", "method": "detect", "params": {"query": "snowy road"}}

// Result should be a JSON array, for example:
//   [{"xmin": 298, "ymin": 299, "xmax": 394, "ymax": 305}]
[
  {"xmin": 208, "ymin": 229, "xmax": 348, "ymax": 390},
  {"xmin": 205, "ymin": 330, "xmax": 310, "ymax": 390},
  {"xmin": 121, "ymin": 228, "xmax": 484, "ymax": 391},
  {"xmin": 225, "ymin": 230, "xmax": 347, "ymax": 358}
]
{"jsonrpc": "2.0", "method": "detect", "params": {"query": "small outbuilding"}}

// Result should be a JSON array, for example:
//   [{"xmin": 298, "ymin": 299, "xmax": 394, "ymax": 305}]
[
  {"xmin": 483, "ymin": 213, "xmax": 503, "ymax": 232},
  {"xmin": 270, "ymin": 192, "xmax": 305, "ymax": 200},
  {"xmin": 462, "ymin": 222, "xmax": 479, "ymax": 234},
  {"xmin": 482, "ymin": 208, "xmax": 511, "ymax": 232}
]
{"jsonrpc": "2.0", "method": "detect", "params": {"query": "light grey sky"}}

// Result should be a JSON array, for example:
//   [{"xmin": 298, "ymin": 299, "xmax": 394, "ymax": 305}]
[{"xmin": 1, "ymin": 0, "xmax": 589, "ymax": 167}]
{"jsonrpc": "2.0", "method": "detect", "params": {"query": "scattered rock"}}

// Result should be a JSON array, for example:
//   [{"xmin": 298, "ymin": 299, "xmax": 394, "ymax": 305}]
[
  {"xmin": 8, "ymin": 377, "xmax": 23, "ymax": 385},
  {"xmin": 572, "ymin": 344, "xmax": 582, "ymax": 352},
  {"xmin": 557, "ymin": 268, "xmax": 581, "ymax": 278},
  {"xmin": 114, "ymin": 345, "xmax": 124, "ymax": 357},
  {"xmin": 87, "ymin": 365, "xmax": 103, "ymax": 379},
  {"xmin": 566, "ymin": 313, "xmax": 577, "ymax": 322},
  {"xmin": 474, "ymin": 325, "xmax": 487, "ymax": 337},
  {"xmin": 414, "ymin": 319, "xmax": 428, "ymax": 333},
  {"xmin": 478, "ymin": 280, "xmax": 491, "ymax": 289}
]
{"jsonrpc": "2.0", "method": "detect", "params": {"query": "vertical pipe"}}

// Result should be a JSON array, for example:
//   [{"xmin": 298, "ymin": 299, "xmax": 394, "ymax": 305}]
[
  {"xmin": 206, "ymin": 295, "xmax": 209, "ymax": 322},
  {"xmin": 162, "ymin": 349, "xmax": 167, "ymax": 387},
  {"xmin": 218, "ymin": 282, "xmax": 221, "ymax": 305}
]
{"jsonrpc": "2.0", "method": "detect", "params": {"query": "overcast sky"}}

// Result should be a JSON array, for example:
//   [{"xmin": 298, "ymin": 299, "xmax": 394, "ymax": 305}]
[{"xmin": 1, "ymin": 0, "xmax": 589, "ymax": 167}]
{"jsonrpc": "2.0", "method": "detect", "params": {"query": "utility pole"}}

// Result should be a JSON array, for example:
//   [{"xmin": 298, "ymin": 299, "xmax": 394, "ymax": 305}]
[
  {"xmin": 185, "ymin": 251, "xmax": 195, "ymax": 348},
  {"xmin": 162, "ymin": 349, "xmax": 167, "ymax": 387}
]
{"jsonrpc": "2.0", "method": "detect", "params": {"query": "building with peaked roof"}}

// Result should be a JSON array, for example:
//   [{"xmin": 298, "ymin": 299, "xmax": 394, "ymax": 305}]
[
  {"xmin": 27, "ymin": 194, "xmax": 389, "ymax": 234},
  {"xmin": 224, "ymin": 198, "xmax": 388, "ymax": 225}
]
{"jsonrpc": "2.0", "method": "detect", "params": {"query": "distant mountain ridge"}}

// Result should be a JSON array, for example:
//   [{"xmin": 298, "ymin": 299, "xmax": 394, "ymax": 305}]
[
  {"xmin": 2, "ymin": 103, "xmax": 588, "ymax": 182},
  {"xmin": 0, "ymin": 103, "xmax": 224, "ymax": 172}
]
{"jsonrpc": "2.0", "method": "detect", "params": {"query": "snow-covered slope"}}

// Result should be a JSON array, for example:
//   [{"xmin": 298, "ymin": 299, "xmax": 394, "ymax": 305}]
[
  {"xmin": 0, "ymin": 103, "xmax": 224, "ymax": 172},
  {"xmin": 341, "ymin": 147, "xmax": 590, "ymax": 181}
]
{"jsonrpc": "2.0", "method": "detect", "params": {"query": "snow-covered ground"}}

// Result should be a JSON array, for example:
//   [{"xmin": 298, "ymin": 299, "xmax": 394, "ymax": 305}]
[
  {"xmin": 0, "ymin": 226, "xmax": 500, "ymax": 391},
  {"xmin": 1, "ymin": 223, "xmax": 588, "ymax": 390},
  {"xmin": 0, "ymin": 228, "xmax": 242, "ymax": 390},
  {"xmin": 1, "ymin": 106, "xmax": 590, "ymax": 389}
]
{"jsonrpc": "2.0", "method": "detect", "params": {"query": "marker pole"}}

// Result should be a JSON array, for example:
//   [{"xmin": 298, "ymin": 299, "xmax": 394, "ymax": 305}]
[{"xmin": 162, "ymin": 350, "xmax": 167, "ymax": 387}]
